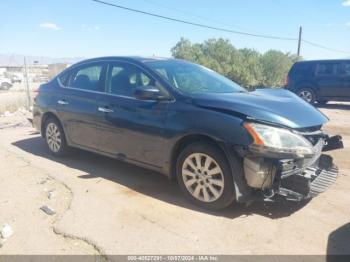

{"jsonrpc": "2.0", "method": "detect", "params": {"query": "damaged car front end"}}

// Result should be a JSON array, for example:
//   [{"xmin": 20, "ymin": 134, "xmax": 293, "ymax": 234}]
[
  {"xmin": 239, "ymin": 122, "xmax": 343, "ymax": 202},
  {"xmin": 190, "ymin": 87, "xmax": 344, "ymax": 205}
]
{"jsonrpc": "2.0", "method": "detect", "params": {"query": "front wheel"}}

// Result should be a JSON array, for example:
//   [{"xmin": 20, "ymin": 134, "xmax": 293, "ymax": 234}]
[
  {"xmin": 176, "ymin": 142, "xmax": 235, "ymax": 210},
  {"xmin": 44, "ymin": 117, "xmax": 69, "ymax": 157}
]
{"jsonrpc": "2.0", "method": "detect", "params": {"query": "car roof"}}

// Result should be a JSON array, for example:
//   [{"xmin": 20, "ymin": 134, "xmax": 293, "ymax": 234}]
[
  {"xmin": 73, "ymin": 56, "xmax": 178, "ymax": 66},
  {"xmin": 295, "ymin": 59, "xmax": 350, "ymax": 65}
]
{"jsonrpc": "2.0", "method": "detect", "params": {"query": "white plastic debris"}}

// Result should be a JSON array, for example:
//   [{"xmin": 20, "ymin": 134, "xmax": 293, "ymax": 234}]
[
  {"xmin": 48, "ymin": 191, "xmax": 55, "ymax": 199},
  {"xmin": 40, "ymin": 205, "xmax": 56, "ymax": 215},
  {"xmin": 1, "ymin": 224, "xmax": 13, "ymax": 239}
]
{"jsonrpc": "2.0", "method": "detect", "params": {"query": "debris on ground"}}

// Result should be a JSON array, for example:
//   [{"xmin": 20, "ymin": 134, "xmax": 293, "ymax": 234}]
[
  {"xmin": 0, "ymin": 107, "xmax": 32, "ymax": 129},
  {"xmin": 1, "ymin": 224, "xmax": 13, "ymax": 239},
  {"xmin": 48, "ymin": 191, "xmax": 55, "ymax": 200},
  {"xmin": 0, "ymin": 108, "xmax": 29, "ymax": 118},
  {"xmin": 40, "ymin": 205, "xmax": 56, "ymax": 216}
]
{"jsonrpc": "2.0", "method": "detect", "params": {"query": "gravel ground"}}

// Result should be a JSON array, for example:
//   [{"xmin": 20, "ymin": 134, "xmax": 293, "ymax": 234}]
[{"xmin": 0, "ymin": 103, "xmax": 349, "ymax": 258}]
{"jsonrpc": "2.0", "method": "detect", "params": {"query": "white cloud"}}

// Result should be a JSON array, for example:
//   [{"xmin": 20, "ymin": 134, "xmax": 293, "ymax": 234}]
[
  {"xmin": 342, "ymin": 0, "xmax": 350, "ymax": 6},
  {"xmin": 39, "ymin": 22, "xmax": 62, "ymax": 30},
  {"xmin": 346, "ymin": 22, "xmax": 350, "ymax": 27}
]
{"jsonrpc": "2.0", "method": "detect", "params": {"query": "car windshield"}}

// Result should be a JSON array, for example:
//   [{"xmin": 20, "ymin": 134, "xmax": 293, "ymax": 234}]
[{"xmin": 146, "ymin": 60, "xmax": 245, "ymax": 94}]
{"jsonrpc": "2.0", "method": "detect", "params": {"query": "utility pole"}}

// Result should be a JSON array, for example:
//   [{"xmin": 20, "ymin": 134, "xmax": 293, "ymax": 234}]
[
  {"xmin": 23, "ymin": 57, "xmax": 31, "ymax": 110},
  {"xmin": 297, "ymin": 26, "xmax": 303, "ymax": 57}
]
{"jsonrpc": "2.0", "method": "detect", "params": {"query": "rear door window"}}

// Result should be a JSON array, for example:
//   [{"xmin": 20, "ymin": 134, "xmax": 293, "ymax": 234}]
[
  {"xmin": 58, "ymin": 71, "xmax": 70, "ymax": 86},
  {"xmin": 70, "ymin": 63, "xmax": 104, "ymax": 91}
]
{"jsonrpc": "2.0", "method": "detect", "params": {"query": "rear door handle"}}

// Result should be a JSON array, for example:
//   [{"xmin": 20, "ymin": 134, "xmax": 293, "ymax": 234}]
[
  {"xmin": 58, "ymin": 100, "xmax": 69, "ymax": 105},
  {"xmin": 98, "ymin": 107, "xmax": 114, "ymax": 113}
]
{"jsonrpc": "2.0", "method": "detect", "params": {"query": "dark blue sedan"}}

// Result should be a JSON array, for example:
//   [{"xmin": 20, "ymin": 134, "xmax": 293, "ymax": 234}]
[{"xmin": 33, "ymin": 57, "xmax": 343, "ymax": 210}]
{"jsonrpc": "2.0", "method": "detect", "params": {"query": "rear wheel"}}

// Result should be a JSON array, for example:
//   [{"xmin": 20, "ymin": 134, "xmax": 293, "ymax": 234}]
[
  {"xmin": 298, "ymin": 88, "xmax": 316, "ymax": 104},
  {"xmin": 44, "ymin": 117, "xmax": 69, "ymax": 157},
  {"xmin": 176, "ymin": 142, "xmax": 235, "ymax": 210}
]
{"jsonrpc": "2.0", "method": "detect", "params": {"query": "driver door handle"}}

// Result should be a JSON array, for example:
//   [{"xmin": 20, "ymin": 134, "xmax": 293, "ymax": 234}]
[
  {"xmin": 98, "ymin": 107, "xmax": 114, "ymax": 113},
  {"xmin": 57, "ymin": 100, "xmax": 69, "ymax": 105}
]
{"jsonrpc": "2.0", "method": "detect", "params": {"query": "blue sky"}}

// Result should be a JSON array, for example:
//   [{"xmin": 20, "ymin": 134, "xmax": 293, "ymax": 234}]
[{"xmin": 1, "ymin": 0, "xmax": 350, "ymax": 59}]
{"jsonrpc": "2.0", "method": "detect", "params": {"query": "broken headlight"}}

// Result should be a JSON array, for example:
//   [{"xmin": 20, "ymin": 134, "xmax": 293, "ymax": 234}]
[{"xmin": 244, "ymin": 122, "xmax": 315, "ymax": 157}]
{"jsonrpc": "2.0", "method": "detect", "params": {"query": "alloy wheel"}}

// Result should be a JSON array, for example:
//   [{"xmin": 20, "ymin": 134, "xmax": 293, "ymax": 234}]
[
  {"xmin": 181, "ymin": 153, "xmax": 225, "ymax": 203},
  {"xmin": 299, "ymin": 90, "xmax": 313, "ymax": 103},
  {"xmin": 46, "ymin": 123, "xmax": 62, "ymax": 153}
]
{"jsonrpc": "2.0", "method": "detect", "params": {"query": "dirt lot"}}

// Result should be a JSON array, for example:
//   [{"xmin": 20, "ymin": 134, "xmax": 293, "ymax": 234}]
[{"xmin": 0, "ymin": 103, "xmax": 349, "ymax": 257}]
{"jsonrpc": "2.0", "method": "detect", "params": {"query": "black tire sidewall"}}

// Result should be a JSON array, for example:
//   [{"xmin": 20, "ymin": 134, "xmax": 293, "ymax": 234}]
[
  {"xmin": 44, "ymin": 117, "xmax": 68, "ymax": 157},
  {"xmin": 176, "ymin": 142, "xmax": 235, "ymax": 210}
]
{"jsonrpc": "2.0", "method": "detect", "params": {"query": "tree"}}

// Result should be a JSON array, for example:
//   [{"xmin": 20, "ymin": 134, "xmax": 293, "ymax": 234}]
[
  {"xmin": 233, "ymin": 48, "xmax": 263, "ymax": 88},
  {"xmin": 260, "ymin": 50, "xmax": 294, "ymax": 87},
  {"xmin": 171, "ymin": 38, "xmax": 299, "ymax": 88}
]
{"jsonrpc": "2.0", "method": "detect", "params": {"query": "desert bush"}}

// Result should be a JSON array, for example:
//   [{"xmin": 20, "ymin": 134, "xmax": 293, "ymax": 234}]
[{"xmin": 171, "ymin": 38, "xmax": 300, "ymax": 88}]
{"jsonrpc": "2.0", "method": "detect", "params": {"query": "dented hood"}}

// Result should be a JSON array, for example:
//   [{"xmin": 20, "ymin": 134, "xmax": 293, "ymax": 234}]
[{"xmin": 191, "ymin": 89, "xmax": 328, "ymax": 129}]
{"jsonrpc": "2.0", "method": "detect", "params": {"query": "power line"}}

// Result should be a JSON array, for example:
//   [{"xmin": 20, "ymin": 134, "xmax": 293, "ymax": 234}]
[
  {"xmin": 139, "ymin": 0, "xmax": 264, "ymax": 35},
  {"xmin": 92, "ymin": 0, "xmax": 350, "ymax": 55},
  {"xmin": 92, "ymin": 0, "xmax": 297, "ymax": 41},
  {"xmin": 302, "ymin": 39, "xmax": 350, "ymax": 55}
]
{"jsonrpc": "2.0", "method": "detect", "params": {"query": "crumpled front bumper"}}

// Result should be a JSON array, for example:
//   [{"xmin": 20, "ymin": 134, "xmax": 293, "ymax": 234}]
[
  {"xmin": 240, "ymin": 135, "xmax": 343, "ymax": 203},
  {"xmin": 276, "ymin": 156, "xmax": 339, "ymax": 201}
]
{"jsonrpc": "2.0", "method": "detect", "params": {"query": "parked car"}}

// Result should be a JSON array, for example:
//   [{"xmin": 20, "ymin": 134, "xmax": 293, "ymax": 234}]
[
  {"xmin": 33, "ymin": 57, "xmax": 343, "ymax": 210},
  {"xmin": 285, "ymin": 59, "xmax": 350, "ymax": 104},
  {"xmin": 11, "ymin": 75, "xmax": 22, "ymax": 84},
  {"xmin": 0, "ymin": 77, "xmax": 13, "ymax": 90}
]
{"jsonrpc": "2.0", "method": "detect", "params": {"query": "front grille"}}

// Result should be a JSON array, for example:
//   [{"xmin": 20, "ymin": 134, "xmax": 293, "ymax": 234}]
[{"xmin": 308, "ymin": 166, "xmax": 338, "ymax": 198}]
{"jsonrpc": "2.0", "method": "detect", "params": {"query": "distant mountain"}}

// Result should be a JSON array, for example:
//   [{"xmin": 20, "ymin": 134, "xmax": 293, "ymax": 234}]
[{"xmin": 0, "ymin": 54, "xmax": 85, "ymax": 66}]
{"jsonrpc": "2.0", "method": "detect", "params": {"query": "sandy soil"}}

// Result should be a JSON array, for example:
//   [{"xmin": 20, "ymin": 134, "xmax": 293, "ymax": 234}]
[{"xmin": 0, "ymin": 103, "xmax": 349, "ymax": 258}]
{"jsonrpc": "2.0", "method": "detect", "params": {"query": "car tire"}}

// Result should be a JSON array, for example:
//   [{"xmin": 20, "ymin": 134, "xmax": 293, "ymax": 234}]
[
  {"xmin": 176, "ymin": 142, "xmax": 235, "ymax": 210},
  {"xmin": 44, "ymin": 117, "xmax": 69, "ymax": 157},
  {"xmin": 297, "ymin": 88, "xmax": 316, "ymax": 104},
  {"xmin": 1, "ymin": 83, "xmax": 11, "ymax": 90}
]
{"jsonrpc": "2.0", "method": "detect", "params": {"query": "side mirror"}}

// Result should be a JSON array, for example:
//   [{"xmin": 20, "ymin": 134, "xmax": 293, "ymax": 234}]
[{"xmin": 134, "ymin": 86, "xmax": 160, "ymax": 100}]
